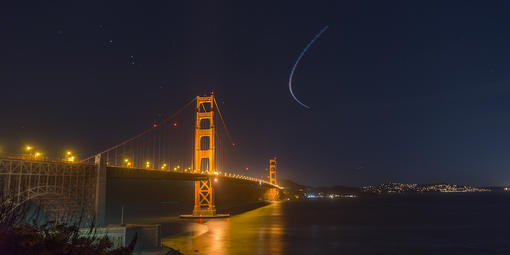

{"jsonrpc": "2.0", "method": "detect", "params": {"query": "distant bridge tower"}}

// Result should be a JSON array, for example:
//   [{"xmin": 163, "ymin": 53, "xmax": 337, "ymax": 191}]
[
  {"xmin": 193, "ymin": 95, "xmax": 216, "ymax": 216},
  {"xmin": 268, "ymin": 158, "xmax": 280, "ymax": 200},
  {"xmin": 269, "ymin": 158, "xmax": 277, "ymax": 185}
]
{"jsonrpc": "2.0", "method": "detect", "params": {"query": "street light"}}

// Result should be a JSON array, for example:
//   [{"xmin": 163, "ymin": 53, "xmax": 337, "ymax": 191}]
[{"xmin": 65, "ymin": 151, "xmax": 75, "ymax": 162}]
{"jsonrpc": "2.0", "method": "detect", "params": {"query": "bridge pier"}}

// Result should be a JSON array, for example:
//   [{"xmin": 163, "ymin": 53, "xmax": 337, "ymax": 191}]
[
  {"xmin": 265, "ymin": 188, "xmax": 280, "ymax": 201},
  {"xmin": 193, "ymin": 177, "xmax": 216, "ymax": 216},
  {"xmin": 95, "ymin": 154, "xmax": 107, "ymax": 226}
]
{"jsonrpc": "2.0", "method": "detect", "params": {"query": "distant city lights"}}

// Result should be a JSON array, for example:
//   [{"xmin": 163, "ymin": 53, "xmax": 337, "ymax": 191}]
[{"xmin": 305, "ymin": 193, "xmax": 357, "ymax": 199}]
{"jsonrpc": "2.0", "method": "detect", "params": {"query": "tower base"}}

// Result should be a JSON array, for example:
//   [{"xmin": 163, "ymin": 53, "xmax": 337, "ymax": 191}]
[
  {"xmin": 180, "ymin": 208, "xmax": 230, "ymax": 218},
  {"xmin": 193, "ymin": 208, "xmax": 217, "ymax": 217},
  {"xmin": 179, "ymin": 213, "xmax": 230, "ymax": 219}
]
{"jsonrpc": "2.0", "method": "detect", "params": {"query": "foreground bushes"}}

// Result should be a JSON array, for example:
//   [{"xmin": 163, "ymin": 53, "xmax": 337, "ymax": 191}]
[
  {"xmin": 0, "ymin": 199, "xmax": 136, "ymax": 255},
  {"xmin": 0, "ymin": 221, "xmax": 136, "ymax": 255}
]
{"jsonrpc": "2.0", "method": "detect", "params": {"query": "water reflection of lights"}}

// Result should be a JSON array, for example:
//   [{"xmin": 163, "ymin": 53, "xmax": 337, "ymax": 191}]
[{"xmin": 162, "ymin": 202, "xmax": 285, "ymax": 254}]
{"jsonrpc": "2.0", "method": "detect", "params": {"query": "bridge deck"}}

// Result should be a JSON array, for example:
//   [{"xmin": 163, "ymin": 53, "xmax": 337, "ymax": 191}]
[{"xmin": 107, "ymin": 166, "xmax": 280, "ymax": 189}]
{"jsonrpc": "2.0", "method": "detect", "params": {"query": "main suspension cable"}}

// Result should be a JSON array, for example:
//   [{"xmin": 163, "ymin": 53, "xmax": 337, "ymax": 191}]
[
  {"xmin": 214, "ymin": 98, "xmax": 235, "ymax": 149},
  {"xmin": 80, "ymin": 97, "xmax": 197, "ymax": 162}
]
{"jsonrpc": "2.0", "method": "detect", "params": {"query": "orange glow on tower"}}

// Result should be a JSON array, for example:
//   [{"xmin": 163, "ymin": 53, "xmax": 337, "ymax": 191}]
[
  {"xmin": 193, "ymin": 95, "xmax": 216, "ymax": 216},
  {"xmin": 268, "ymin": 158, "xmax": 279, "ymax": 201},
  {"xmin": 269, "ymin": 158, "xmax": 277, "ymax": 185}
]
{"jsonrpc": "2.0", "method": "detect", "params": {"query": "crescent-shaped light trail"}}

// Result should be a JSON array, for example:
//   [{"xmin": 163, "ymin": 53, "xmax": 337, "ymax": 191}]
[{"xmin": 289, "ymin": 25, "xmax": 329, "ymax": 109}]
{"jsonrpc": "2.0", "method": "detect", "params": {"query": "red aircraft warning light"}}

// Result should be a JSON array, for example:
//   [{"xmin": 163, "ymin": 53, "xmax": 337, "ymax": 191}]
[{"xmin": 173, "ymin": 122, "xmax": 177, "ymax": 127}]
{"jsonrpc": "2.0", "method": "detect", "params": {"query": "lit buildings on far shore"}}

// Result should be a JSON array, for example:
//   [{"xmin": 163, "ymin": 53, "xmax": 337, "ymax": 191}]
[
  {"xmin": 304, "ymin": 193, "xmax": 358, "ymax": 199},
  {"xmin": 362, "ymin": 183, "xmax": 491, "ymax": 194}
]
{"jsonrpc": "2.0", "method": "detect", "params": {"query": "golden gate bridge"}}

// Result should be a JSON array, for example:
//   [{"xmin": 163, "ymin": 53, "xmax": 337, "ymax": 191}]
[{"xmin": 0, "ymin": 94, "xmax": 281, "ymax": 225}]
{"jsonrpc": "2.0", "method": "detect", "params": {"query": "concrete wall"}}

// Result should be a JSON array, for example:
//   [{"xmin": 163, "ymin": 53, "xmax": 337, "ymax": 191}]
[{"xmin": 81, "ymin": 224, "xmax": 161, "ymax": 251}]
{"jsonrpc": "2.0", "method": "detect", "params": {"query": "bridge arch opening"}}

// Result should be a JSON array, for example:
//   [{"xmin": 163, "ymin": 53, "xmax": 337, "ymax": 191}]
[
  {"xmin": 200, "ymin": 136, "xmax": 210, "ymax": 150},
  {"xmin": 200, "ymin": 118, "xmax": 211, "ymax": 129},
  {"xmin": 2, "ymin": 185, "xmax": 91, "ymax": 225},
  {"xmin": 200, "ymin": 158, "xmax": 210, "ymax": 171},
  {"xmin": 198, "ymin": 102, "xmax": 212, "ymax": 113}
]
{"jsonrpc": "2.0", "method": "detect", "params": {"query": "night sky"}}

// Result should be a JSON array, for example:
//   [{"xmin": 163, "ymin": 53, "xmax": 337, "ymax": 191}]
[{"xmin": 2, "ymin": 1, "xmax": 510, "ymax": 187}]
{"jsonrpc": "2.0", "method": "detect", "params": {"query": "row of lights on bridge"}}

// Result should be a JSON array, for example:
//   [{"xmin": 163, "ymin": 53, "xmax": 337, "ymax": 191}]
[
  {"xmin": 24, "ymin": 145, "xmax": 75, "ymax": 162},
  {"xmin": 21, "ymin": 145, "xmax": 279, "ymax": 188},
  {"xmin": 125, "ymin": 158, "xmax": 192, "ymax": 171},
  {"xmin": 121, "ymin": 157, "xmax": 276, "ymax": 185}
]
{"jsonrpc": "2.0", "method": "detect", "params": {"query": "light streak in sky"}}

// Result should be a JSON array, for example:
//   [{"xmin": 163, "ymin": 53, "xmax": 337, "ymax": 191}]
[{"xmin": 288, "ymin": 25, "xmax": 328, "ymax": 109}]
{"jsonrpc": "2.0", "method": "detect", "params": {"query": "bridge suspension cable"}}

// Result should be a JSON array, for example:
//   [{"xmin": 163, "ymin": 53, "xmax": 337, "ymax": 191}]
[
  {"xmin": 80, "ymin": 97, "xmax": 196, "ymax": 163},
  {"xmin": 213, "ymin": 98, "xmax": 235, "ymax": 148},
  {"xmin": 76, "ymin": 94, "xmax": 279, "ymax": 188}
]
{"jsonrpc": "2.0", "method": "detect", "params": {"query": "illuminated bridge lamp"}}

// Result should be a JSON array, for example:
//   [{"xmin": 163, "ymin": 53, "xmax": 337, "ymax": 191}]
[
  {"xmin": 65, "ymin": 151, "xmax": 74, "ymax": 162},
  {"xmin": 161, "ymin": 163, "xmax": 167, "ymax": 170},
  {"xmin": 145, "ymin": 161, "xmax": 151, "ymax": 169},
  {"xmin": 124, "ymin": 158, "xmax": 132, "ymax": 167}
]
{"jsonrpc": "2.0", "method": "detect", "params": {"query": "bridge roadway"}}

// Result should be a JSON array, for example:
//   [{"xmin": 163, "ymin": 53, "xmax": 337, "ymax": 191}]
[
  {"xmin": 0, "ymin": 156, "xmax": 280, "ymax": 225},
  {"xmin": 107, "ymin": 166, "xmax": 278, "ymax": 189}
]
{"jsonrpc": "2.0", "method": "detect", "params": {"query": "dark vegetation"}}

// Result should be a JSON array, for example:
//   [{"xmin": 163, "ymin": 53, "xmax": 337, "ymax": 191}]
[{"xmin": 0, "ymin": 196, "xmax": 137, "ymax": 255}]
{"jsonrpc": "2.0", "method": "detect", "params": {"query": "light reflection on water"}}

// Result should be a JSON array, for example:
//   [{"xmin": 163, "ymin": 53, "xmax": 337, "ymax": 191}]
[
  {"xmin": 138, "ymin": 194, "xmax": 510, "ymax": 254},
  {"xmin": 162, "ymin": 202, "xmax": 284, "ymax": 255}
]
